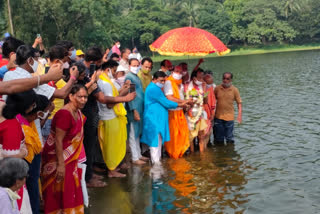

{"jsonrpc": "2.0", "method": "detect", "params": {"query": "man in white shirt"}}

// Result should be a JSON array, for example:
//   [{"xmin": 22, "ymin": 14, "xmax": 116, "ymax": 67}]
[
  {"xmin": 163, "ymin": 66, "xmax": 191, "ymax": 159},
  {"xmin": 119, "ymin": 48, "xmax": 130, "ymax": 73},
  {"xmin": 3, "ymin": 45, "xmax": 78, "ymax": 144}
]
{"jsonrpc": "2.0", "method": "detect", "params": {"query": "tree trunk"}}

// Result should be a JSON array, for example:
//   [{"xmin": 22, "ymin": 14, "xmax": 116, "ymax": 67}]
[
  {"xmin": 262, "ymin": 36, "xmax": 267, "ymax": 45},
  {"xmin": 7, "ymin": 0, "xmax": 14, "ymax": 36}
]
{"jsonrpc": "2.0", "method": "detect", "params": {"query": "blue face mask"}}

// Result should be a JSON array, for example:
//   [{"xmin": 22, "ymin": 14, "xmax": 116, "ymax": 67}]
[
  {"xmin": 70, "ymin": 49, "xmax": 76, "ymax": 60},
  {"xmin": 155, "ymin": 82, "xmax": 164, "ymax": 88}
]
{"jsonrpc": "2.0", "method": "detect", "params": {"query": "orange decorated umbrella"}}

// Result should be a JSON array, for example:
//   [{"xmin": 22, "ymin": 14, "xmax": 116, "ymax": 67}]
[{"xmin": 149, "ymin": 27, "xmax": 230, "ymax": 56}]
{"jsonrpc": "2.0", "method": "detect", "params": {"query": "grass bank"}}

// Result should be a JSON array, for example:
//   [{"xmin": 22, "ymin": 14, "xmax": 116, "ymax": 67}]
[{"xmin": 149, "ymin": 43, "xmax": 320, "ymax": 62}]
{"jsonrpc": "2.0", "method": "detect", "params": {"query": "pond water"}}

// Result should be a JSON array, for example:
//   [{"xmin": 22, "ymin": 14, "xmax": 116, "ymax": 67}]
[{"xmin": 87, "ymin": 50, "xmax": 320, "ymax": 214}]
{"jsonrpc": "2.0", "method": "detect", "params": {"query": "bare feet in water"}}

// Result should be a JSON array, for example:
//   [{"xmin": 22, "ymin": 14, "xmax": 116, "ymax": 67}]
[
  {"xmin": 133, "ymin": 160, "xmax": 146, "ymax": 165},
  {"xmin": 92, "ymin": 173, "xmax": 103, "ymax": 180},
  {"xmin": 108, "ymin": 170, "xmax": 126, "ymax": 178},
  {"xmin": 120, "ymin": 162, "xmax": 130, "ymax": 169},
  {"xmin": 86, "ymin": 178, "xmax": 107, "ymax": 188}
]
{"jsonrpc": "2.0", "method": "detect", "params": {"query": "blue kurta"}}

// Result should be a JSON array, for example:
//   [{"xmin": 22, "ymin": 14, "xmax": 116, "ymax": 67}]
[
  {"xmin": 125, "ymin": 72, "xmax": 144, "ymax": 138},
  {"xmin": 140, "ymin": 82, "xmax": 178, "ymax": 147}
]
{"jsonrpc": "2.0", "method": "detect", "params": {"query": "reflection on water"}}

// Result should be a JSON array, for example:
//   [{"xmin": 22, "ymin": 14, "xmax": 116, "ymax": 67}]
[
  {"xmin": 88, "ymin": 50, "xmax": 320, "ymax": 214},
  {"xmin": 87, "ymin": 144, "xmax": 252, "ymax": 214}
]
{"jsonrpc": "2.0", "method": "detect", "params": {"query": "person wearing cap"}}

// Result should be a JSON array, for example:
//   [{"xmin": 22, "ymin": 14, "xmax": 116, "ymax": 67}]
[
  {"xmin": 114, "ymin": 64, "xmax": 128, "ymax": 88},
  {"xmin": 125, "ymin": 58, "xmax": 148, "ymax": 165},
  {"xmin": 76, "ymin": 50, "xmax": 85, "ymax": 61}
]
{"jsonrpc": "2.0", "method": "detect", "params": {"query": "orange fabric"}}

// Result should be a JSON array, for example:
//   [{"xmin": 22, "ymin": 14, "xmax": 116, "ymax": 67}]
[
  {"xmin": 214, "ymin": 85, "xmax": 242, "ymax": 121},
  {"xmin": 149, "ymin": 27, "xmax": 230, "ymax": 56},
  {"xmin": 165, "ymin": 77, "xmax": 189, "ymax": 159},
  {"xmin": 203, "ymin": 86, "xmax": 216, "ymax": 121},
  {"xmin": 165, "ymin": 110, "xmax": 189, "ymax": 159},
  {"xmin": 47, "ymin": 204, "xmax": 84, "ymax": 214},
  {"xmin": 168, "ymin": 159, "xmax": 197, "ymax": 197},
  {"xmin": 167, "ymin": 75, "xmax": 182, "ymax": 99},
  {"xmin": 41, "ymin": 110, "xmax": 85, "ymax": 214},
  {"xmin": 21, "ymin": 121, "xmax": 42, "ymax": 163}
]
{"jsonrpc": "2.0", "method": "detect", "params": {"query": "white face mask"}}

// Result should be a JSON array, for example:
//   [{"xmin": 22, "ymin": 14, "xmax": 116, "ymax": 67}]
[
  {"xmin": 38, "ymin": 110, "xmax": 50, "ymax": 120},
  {"xmin": 206, "ymin": 84, "xmax": 214, "ymax": 89},
  {"xmin": 195, "ymin": 79, "xmax": 202, "ymax": 86},
  {"xmin": 108, "ymin": 68, "xmax": 114, "ymax": 79},
  {"xmin": 70, "ymin": 49, "xmax": 76, "ymax": 60},
  {"xmin": 155, "ymin": 82, "xmax": 164, "ymax": 88},
  {"xmin": 172, "ymin": 72, "xmax": 182, "ymax": 80},
  {"xmin": 130, "ymin": 66, "xmax": 139, "ymax": 74},
  {"xmin": 38, "ymin": 58, "xmax": 47, "ymax": 65},
  {"xmin": 116, "ymin": 76, "xmax": 125, "ymax": 86},
  {"xmin": 29, "ymin": 58, "xmax": 39, "ymax": 73},
  {"xmin": 117, "ymin": 44, "xmax": 121, "ymax": 48},
  {"xmin": 63, "ymin": 62, "xmax": 69, "ymax": 69}
]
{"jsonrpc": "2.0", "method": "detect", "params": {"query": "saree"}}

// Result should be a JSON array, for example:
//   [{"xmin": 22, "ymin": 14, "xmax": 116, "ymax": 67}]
[
  {"xmin": 98, "ymin": 73, "xmax": 127, "ymax": 170},
  {"xmin": 16, "ymin": 115, "xmax": 42, "ymax": 163},
  {"xmin": 41, "ymin": 109, "xmax": 85, "ymax": 214},
  {"xmin": 164, "ymin": 76, "xmax": 189, "ymax": 159}
]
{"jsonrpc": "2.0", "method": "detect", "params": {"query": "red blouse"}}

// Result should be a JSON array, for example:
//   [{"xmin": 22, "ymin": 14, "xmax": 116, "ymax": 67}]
[{"xmin": 0, "ymin": 118, "xmax": 24, "ymax": 156}]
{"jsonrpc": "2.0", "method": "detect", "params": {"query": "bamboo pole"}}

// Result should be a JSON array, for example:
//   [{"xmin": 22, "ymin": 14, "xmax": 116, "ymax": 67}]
[{"xmin": 7, "ymin": 0, "xmax": 14, "ymax": 36}]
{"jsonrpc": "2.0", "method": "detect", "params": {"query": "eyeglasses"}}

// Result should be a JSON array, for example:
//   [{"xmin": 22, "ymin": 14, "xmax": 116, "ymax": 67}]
[{"xmin": 223, "ymin": 77, "xmax": 231, "ymax": 80}]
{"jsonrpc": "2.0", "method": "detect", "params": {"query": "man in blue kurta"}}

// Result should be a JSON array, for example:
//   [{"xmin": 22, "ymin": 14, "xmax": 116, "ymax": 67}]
[
  {"xmin": 125, "ymin": 58, "xmax": 148, "ymax": 164},
  {"xmin": 141, "ymin": 71, "xmax": 187, "ymax": 165}
]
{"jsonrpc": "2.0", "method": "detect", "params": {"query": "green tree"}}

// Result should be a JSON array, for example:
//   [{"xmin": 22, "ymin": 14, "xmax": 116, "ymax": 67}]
[{"xmin": 198, "ymin": 1, "xmax": 232, "ymax": 44}]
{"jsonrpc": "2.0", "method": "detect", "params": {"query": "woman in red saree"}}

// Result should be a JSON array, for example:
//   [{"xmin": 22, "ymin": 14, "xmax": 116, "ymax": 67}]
[{"xmin": 41, "ymin": 84, "xmax": 88, "ymax": 214}]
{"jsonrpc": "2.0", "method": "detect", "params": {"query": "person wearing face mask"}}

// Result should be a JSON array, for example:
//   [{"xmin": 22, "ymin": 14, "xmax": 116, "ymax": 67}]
[
  {"xmin": 119, "ymin": 48, "xmax": 131, "ymax": 73},
  {"xmin": 0, "ymin": 37, "xmax": 25, "ymax": 101},
  {"xmin": 124, "ymin": 58, "xmax": 149, "ymax": 165},
  {"xmin": 141, "ymin": 71, "xmax": 188, "ymax": 166},
  {"xmin": 159, "ymin": 59, "xmax": 173, "ymax": 76},
  {"xmin": 115, "ymin": 64, "xmax": 128, "ymax": 88},
  {"xmin": 128, "ymin": 47, "xmax": 142, "ymax": 62},
  {"xmin": 179, "ymin": 62, "xmax": 190, "ymax": 84},
  {"xmin": 0, "ymin": 90, "xmax": 36, "ymax": 214},
  {"xmin": 138, "ymin": 57, "xmax": 153, "ymax": 92},
  {"xmin": 111, "ymin": 41, "xmax": 121, "ymax": 57},
  {"xmin": 3, "ymin": 45, "xmax": 79, "ymax": 143},
  {"xmin": 97, "ymin": 61, "xmax": 136, "ymax": 178},
  {"xmin": 56, "ymin": 40, "xmax": 76, "ymax": 62},
  {"xmin": 40, "ymin": 45, "xmax": 81, "ymax": 142},
  {"xmin": 185, "ymin": 68, "xmax": 209, "ymax": 153},
  {"xmin": 12, "ymin": 91, "xmax": 50, "ymax": 214},
  {"xmin": 163, "ymin": 66, "xmax": 192, "ymax": 159},
  {"xmin": 214, "ymin": 72, "xmax": 242, "ymax": 145}
]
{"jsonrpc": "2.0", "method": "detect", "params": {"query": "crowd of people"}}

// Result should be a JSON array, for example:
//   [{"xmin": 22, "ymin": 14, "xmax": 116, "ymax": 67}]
[{"xmin": 0, "ymin": 35, "xmax": 242, "ymax": 214}]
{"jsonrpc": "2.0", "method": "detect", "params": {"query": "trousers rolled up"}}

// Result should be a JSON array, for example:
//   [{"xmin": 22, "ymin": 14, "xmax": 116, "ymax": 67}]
[{"xmin": 150, "ymin": 134, "xmax": 163, "ymax": 165}]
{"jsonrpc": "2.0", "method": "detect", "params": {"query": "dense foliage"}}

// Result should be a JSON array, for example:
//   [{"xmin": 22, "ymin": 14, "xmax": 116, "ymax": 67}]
[{"xmin": 1, "ymin": 0, "xmax": 319, "ymax": 51}]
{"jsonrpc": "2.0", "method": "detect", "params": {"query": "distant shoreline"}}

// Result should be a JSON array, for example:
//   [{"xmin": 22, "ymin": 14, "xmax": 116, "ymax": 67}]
[{"xmin": 149, "ymin": 44, "xmax": 320, "ymax": 62}]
